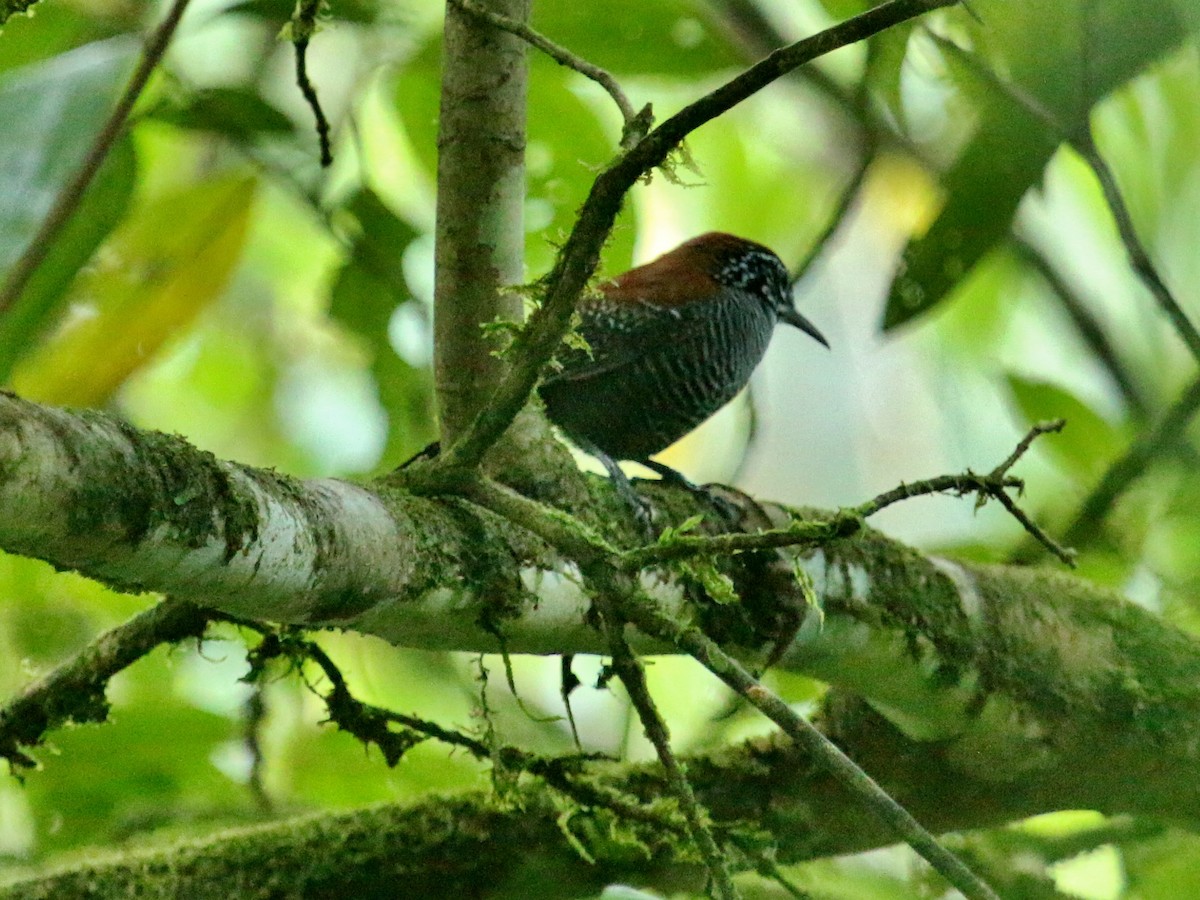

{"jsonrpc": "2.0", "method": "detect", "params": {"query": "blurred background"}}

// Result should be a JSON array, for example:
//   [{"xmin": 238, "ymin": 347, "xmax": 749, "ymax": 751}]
[{"xmin": 1, "ymin": 0, "xmax": 1199, "ymax": 895}]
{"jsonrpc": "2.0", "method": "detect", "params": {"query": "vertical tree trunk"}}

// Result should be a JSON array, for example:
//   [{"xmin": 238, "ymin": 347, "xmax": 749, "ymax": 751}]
[{"xmin": 433, "ymin": 0, "xmax": 531, "ymax": 444}]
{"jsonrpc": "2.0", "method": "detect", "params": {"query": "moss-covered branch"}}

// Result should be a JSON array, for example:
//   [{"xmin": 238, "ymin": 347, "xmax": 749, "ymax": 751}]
[
  {"xmin": 4, "ymin": 688, "xmax": 1198, "ymax": 899},
  {"xmin": 3, "ymin": 393, "xmax": 1200, "ymax": 834}
]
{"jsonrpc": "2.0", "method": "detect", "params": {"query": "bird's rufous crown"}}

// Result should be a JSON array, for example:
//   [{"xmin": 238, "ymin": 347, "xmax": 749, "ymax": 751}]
[{"xmin": 598, "ymin": 232, "xmax": 787, "ymax": 309}]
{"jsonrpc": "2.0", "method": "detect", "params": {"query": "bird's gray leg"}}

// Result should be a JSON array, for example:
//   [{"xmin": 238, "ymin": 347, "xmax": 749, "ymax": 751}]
[{"xmin": 638, "ymin": 459, "xmax": 741, "ymax": 527}]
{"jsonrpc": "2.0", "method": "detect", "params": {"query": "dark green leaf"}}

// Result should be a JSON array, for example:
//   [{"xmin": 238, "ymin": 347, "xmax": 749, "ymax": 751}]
[
  {"xmin": 884, "ymin": 1, "xmax": 1188, "ymax": 330},
  {"xmin": 146, "ymin": 87, "xmax": 295, "ymax": 140},
  {"xmin": 0, "ymin": 3, "xmax": 118, "ymax": 72},
  {"xmin": 0, "ymin": 38, "xmax": 139, "ymax": 381},
  {"xmin": 885, "ymin": 44, "xmax": 1060, "ymax": 329},
  {"xmin": 328, "ymin": 189, "xmax": 435, "ymax": 471},
  {"xmin": 1006, "ymin": 375, "xmax": 1124, "ymax": 481}
]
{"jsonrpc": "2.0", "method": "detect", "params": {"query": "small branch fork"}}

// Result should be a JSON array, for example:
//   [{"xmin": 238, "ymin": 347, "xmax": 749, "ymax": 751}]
[
  {"xmin": 862, "ymin": 420, "xmax": 1075, "ymax": 566},
  {"xmin": 448, "ymin": 0, "xmax": 644, "ymax": 146},
  {"xmin": 459, "ymin": 420, "xmax": 1069, "ymax": 898},
  {"xmin": 622, "ymin": 420, "xmax": 1074, "ymax": 569}
]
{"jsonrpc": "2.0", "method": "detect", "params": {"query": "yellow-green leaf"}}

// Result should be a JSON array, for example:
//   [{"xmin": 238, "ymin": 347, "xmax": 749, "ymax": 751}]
[{"xmin": 12, "ymin": 173, "xmax": 256, "ymax": 406}]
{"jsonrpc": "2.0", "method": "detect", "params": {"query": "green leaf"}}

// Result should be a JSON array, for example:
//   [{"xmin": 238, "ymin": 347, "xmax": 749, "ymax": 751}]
[
  {"xmin": 392, "ymin": 42, "xmax": 637, "ymax": 275},
  {"xmin": 1006, "ymin": 375, "xmax": 1124, "ymax": 481},
  {"xmin": 884, "ymin": 1, "xmax": 1188, "ymax": 330},
  {"xmin": 530, "ymin": 0, "xmax": 739, "ymax": 77},
  {"xmin": 0, "ymin": 2, "xmax": 116, "ymax": 71},
  {"xmin": 0, "ymin": 38, "xmax": 139, "ymax": 380},
  {"xmin": 146, "ymin": 87, "xmax": 295, "ymax": 141},
  {"xmin": 328, "ymin": 189, "xmax": 435, "ymax": 471},
  {"xmin": 884, "ymin": 41, "xmax": 1061, "ymax": 330},
  {"xmin": 657, "ymin": 514, "xmax": 705, "ymax": 543},
  {"xmin": 12, "ymin": 173, "xmax": 257, "ymax": 405}
]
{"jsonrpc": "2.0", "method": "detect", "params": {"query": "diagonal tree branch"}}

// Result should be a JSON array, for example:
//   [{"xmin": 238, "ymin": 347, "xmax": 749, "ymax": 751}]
[{"xmin": 0, "ymin": 596, "xmax": 208, "ymax": 770}]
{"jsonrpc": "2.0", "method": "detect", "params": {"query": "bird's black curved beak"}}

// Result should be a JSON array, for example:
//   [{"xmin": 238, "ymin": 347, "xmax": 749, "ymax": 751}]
[{"xmin": 780, "ymin": 307, "xmax": 830, "ymax": 348}]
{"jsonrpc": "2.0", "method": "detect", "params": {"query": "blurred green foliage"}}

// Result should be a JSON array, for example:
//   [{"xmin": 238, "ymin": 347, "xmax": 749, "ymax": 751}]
[{"xmin": 0, "ymin": 0, "xmax": 1199, "ymax": 896}]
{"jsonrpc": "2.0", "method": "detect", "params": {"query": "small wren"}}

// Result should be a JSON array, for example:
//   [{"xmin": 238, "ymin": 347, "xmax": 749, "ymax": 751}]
[{"xmin": 539, "ymin": 232, "xmax": 828, "ymax": 502}]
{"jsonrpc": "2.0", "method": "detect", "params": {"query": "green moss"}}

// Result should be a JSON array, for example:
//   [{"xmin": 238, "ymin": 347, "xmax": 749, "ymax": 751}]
[
  {"xmin": 64, "ymin": 412, "xmax": 260, "ymax": 564},
  {"xmin": 974, "ymin": 563, "xmax": 1200, "ymax": 746}
]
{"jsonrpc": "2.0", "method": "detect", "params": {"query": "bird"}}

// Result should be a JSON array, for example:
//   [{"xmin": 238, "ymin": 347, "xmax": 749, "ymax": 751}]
[{"xmin": 539, "ymin": 232, "xmax": 828, "ymax": 516}]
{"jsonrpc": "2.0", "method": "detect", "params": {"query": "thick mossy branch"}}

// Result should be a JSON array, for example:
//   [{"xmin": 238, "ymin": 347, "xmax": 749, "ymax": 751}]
[
  {"xmin": 5, "ymin": 394, "xmax": 1200, "ymax": 893},
  {"xmin": 2, "ymin": 392, "xmax": 1199, "ymax": 781},
  {"xmin": 5, "ymin": 695, "xmax": 1188, "ymax": 899}
]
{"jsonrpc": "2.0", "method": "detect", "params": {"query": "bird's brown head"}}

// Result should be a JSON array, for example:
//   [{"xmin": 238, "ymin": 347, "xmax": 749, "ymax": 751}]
[{"xmin": 600, "ymin": 232, "xmax": 828, "ymax": 347}]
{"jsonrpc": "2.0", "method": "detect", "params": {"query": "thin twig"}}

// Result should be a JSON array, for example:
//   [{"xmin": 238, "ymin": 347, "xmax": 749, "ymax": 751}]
[
  {"xmin": 0, "ymin": 0, "xmax": 194, "ymax": 314},
  {"xmin": 0, "ymin": 597, "xmax": 210, "ymax": 770},
  {"xmin": 854, "ymin": 472, "xmax": 1023, "ymax": 519},
  {"xmin": 593, "ymin": 585, "xmax": 738, "ymax": 899},
  {"xmin": 1010, "ymin": 237, "xmax": 1148, "ymax": 419},
  {"xmin": 290, "ymin": 0, "xmax": 333, "ymax": 167},
  {"xmin": 857, "ymin": 420, "xmax": 1076, "ymax": 565},
  {"xmin": 1072, "ymin": 127, "xmax": 1200, "ymax": 360},
  {"xmin": 621, "ymin": 422, "xmax": 1070, "ymax": 567},
  {"xmin": 448, "ymin": 0, "xmax": 642, "ymax": 143},
  {"xmin": 620, "ymin": 600, "xmax": 1000, "ymax": 900},
  {"xmin": 988, "ymin": 418, "xmax": 1065, "ymax": 480},
  {"xmin": 421, "ymin": 0, "xmax": 961, "ymax": 479}
]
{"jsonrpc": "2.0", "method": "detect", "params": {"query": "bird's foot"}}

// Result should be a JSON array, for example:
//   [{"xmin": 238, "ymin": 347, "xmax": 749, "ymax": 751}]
[
  {"xmin": 399, "ymin": 440, "xmax": 441, "ymax": 469},
  {"xmin": 638, "ymin": 459, "xmax": 744, "ymax": 529},
  {"xmin": 578, "ymin": 450, "xmax": 656, "ymax": 538}
]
